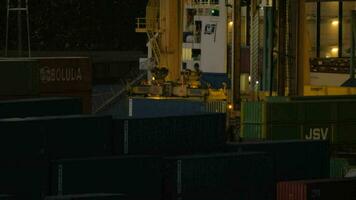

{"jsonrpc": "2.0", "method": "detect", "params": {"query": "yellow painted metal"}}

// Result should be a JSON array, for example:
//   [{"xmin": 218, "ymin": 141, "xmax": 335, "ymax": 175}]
[
  {"xmin": 304, "ymin": 85, "xmax": 356, "ymax": 96},
  {"xmin": 159, "ymin": 0, "xmax": 181, "ymax": 81},
  {"xmin": 136, "ymin": 0, "xmax": 182, "ymax": 81}
]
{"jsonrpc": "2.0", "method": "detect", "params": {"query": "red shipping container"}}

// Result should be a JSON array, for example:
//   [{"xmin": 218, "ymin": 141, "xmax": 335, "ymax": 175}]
[{"xmin": 277, "ymin": 178, "xmax": 356, "ymax": 200}]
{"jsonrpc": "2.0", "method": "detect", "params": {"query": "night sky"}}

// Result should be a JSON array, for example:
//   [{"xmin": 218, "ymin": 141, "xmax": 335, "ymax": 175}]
[{"xmin": 0, "ymin": 0, "xmax": 148, "ymax": 53}]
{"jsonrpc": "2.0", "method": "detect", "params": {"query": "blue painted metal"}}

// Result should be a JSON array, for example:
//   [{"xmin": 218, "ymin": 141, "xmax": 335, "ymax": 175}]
[{"xmin": 201, "ymin": 73, "xmax": 230, "ymax": 89}]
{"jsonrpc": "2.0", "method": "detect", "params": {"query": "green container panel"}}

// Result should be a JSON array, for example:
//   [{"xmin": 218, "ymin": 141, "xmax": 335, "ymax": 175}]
[
  {"xmin": 0, "ymin": 115, "xmax": 113, "ymax": 160},
  {"xmin": 267, "ymin": 124, "xmax": 301, "ymax": 140},
  {"xmin": 330, "ymin": 158, "xmax": 349, "ymax": 178},
  {"xmin": 225, "ymin": 140, "xmax": 330, "ymax": 181},
  {"xmin": 300, "ymin": 101, "xmax": 337, "ymax": 122},
  {"xmin": 114, "ymin": 113, "xmax": 226, "ymax": 155},
  {"xmin": 336, "ymin": 101, "xmax": 356, "ymax": 122},
  {"xmin": 43, "ymin": 115, "xmax": 113, "ymax": 159},
  {"xmin": 0, "ymin": 195, "xmax": 16, "ymax": 200},
  {"xmin": 241, "ymin": 101, "xmax": 264, "ymax": 124},
  {"xmin": 0, "ymin": 119, "xmax": 44, "ymax": 159},
  {"xmin": 334, "ymin": 123, "xmax": 356, "ymax": 145},
  {"xmin": 266, "ymin": 102, "xmax": 300, "ymax": 123},
  {"xmin": 0, "ymin": 60, "xmax": 39, "ymax": 96},
  {"xmin": 51, "ymin": 156, "xmax": 163, "ymax": 200},
  {"xmin": 290, "ymin": 95, "xmax": 356, "ymax": 101},
  {"xmin": 45, "ymin": 194, "xmax": 128, "ymax": 200},
  {"xmin": 241, "ymin": 124, "xmax": 264, "ymax": 140},
  {"xmin": 0, "ymin": 160, "xmax": 49, "ymax": 200},
  {"xmin": 0, "ymin": 97, "xmax": 83, "ymax": 118},
  {"xmin": 242, "ymin": 123, "xmax": 300, "ymax": 141},
  {"xmin": 164, "ymin": 152, "xmax": 274, "ymax": 200}
]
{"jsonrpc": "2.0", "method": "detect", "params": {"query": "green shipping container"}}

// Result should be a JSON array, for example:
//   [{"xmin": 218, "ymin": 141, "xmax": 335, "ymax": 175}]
[
  {"xmin": 0, "ymin": 97, "xmax": 83, "ymax": 118},
  {"xmin": 0, "ymin": 159, "xmax": 50, "ymax": 200},
  {"xmin": 225, "ymin": 140, "xmax": 330, "ymax": 181},
  {"xmin": 51, "ymin": 156, "xmax": 163, "ymax": 200},
  {"xmin": 44, "ymin": 194, "xmax": 128, "ymax": 200},
  {"xmin": 163, "ymin": 152, "xmax": 274, "ymax": 200},
  {"xmin": 0, "ymin": 115, "xmax": 113, "ymax": 160},
  {"xmin": 330, "ymin": 158, "xmax": 349, "ymax": 178},
  {"xmin": 113, "ymin": 113, "xmax": 226, "ymax": 155}
]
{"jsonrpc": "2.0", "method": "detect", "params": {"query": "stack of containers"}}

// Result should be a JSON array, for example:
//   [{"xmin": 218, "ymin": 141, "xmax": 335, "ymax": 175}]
[
  {"xmin": 113, "ymin": 113, "xmax": 226, "ymax": 155},
  {"xmin": 241, "ymin": 98, "xmax": 356, "ymax": 152},
  {"xmin": 0, "ymin": 114, "xmax": 113, "ymax": 199}
]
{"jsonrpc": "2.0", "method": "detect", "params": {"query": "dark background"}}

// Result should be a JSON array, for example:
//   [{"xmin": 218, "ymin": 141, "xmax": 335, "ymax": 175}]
[{"xmin": 0, "ymin": 0, "xmax": 148, "ymax": 53}]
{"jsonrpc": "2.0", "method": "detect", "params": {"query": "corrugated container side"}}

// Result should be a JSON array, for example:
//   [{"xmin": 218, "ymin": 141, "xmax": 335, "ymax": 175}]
[
  {"xmin": 163, "ymin": 152, "xmax": 274, "ymax": 200},
  {"xmin": 277, "ymin": 178, "xmax": 356, "ymax": 200},
  {"xmin": 267, "ymin": 102, "xmax": 300, "ymax": 123},
  {"xmin": 51, "ymin": 156, "xmax": 163, "ymax": 200},
  {"xmin": 44, "ymin": 115, "xmax": 113, "ymax": 159},
  {"xmin": 225, "ymin": 140, "xmax": 330, "ymax": 181},
  {"xmin": 0, "ymin": 159, "xmax": 50, "ymax": 200},
  {"xmin": 44, "ymin": 194, "xmax": 128, "ymax": 200},
  {"xmin": 40, "ymin": 92, "xmax": 92, "ymax": 114},
  {"xmin": 0, "ymin": 115, "xmax": 113, "ymax": 160},
  {"xmin": 0, "ymin": 195, "xmax": 17, "ymax": 200},
  {"xmin": 241, "ymin": 101, "xmax": 264, "ymax": 124},
  {"xmin": 0, "ymin": 97, "xmax": 83, "ymax": 118},
  {"xmin": 330, "ymin": 158, "xmax": 349, "ymax": 178},
  {"xmin": 0, "ymin": 60, "xmax": 39, "ymax": 96},
  {"xmin": 277, "ymin": 182, "xmax": 306, "ymax": 200},
  {"xmin": 113, "ymin": 113, "xmax": 226, "ymax": 155},
  {"xmin": 300, "ymin": 101, "xmax": 337, "ymax": 123},
  {"xmin": 0, "ymin": 120, "xmax": 45, "ymax": 159}
]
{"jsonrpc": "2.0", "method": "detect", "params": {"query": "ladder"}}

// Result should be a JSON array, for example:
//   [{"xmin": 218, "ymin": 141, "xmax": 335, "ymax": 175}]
[{"xmin": 5, "ymin": 0, "xmax": 31, "ymax": 57}]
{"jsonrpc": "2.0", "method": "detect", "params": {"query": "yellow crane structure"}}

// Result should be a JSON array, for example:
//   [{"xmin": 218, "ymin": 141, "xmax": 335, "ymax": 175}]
[{"xmin": 136, "ymin": 0, "xmax": 182, "ymax": 81}]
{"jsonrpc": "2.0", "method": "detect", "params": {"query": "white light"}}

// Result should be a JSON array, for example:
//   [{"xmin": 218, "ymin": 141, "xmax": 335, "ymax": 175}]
[
  {"xmin": 248, "ymin": 76, "xmax": 251, "ymax": 82},
  {"xmin": 152, "ymin": 77, "xmax": 156, "ymax": 81},
  {"xmin": 331, "ymin": 48, "xmax": 339, "ymax": 53},
  {"xmin": 229, "ymin": 21, "xmax": 233, "ymax": 26},
  {"xmin": 256, "ymin": 81, "xmax": 259, "ymax": 85},
  {"xmin": 331, "ymin": 20, "xmax": 339, "ymax": 26}
]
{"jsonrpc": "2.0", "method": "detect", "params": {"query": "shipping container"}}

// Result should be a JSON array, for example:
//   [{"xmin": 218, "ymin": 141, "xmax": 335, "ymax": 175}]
[
  {"xmin": 0, "ymin": 97, "xmax": 83, "ymax": 118},
  {"xmin": 113, "ymin": 113, "xmax": 226, "ymax": 155},
  {"xmin": 330, "ymin": 158, "xmax": 349, "ymax": 178},
  {"xmin": 0, "ymin": 60, "xmax": 39, "ymax": 96},
  {"xmin": 0, "ymin": 195, "xmax": 16, "ymax": 200},
  {"xmin": 242, "ymin": 121, "xmax": 356, "ymax": 150},
  {"xmin": 0, "ymin": 57, "xmax": 92, "ymax": 95},
  {"xmin": 330, "ymin": 158, "xmax": 356, "ymax": 178},
  {"xmin": 241, "ymin": 100, "xmax": 356, "ymax": 148},
  {"xmin": 0, "ymin": 159, "xmax": 49, "ymax": 200},
  {"xmin": 0, "ymin": 115, "xmax": 113, "ymax": 159},
  {"xmin": 102, "ymin": 97, "xmax": 227, "ymax": 117},
  {"xmin": 163, "ymin": 152, "xmax": 274, "ymax": 200},
  {"xmin": 51, "ymin": 156, "xmax": 163, "ymax": 200},
  {"xmin": 225, "ymin": 140, "xmax": 330, "ymax": 181},
  {"xmin": 40, "ymin": 92, "xmax": 92, "ymax": 113},
  {"xmin": 37, "ymin": 57, "xmax": 92, "ymax": 93},
  {"xmin": 277, "ymin": 178, "xmax": 356, "ymax": 200},
  {"xmin": 45, "ymin": 194, "xmax": 128, "ymax": 200}
]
